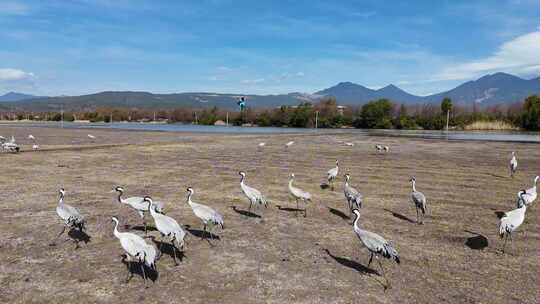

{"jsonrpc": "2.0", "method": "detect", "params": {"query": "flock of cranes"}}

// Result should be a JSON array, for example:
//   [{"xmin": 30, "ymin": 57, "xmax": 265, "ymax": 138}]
[
  {"xmin": 0, "ymin": 133, "xmax": 98, "ymax": 153},
  {"xmin": 48, "ymin": 140, "xmax": 536, "ymax": 289}
]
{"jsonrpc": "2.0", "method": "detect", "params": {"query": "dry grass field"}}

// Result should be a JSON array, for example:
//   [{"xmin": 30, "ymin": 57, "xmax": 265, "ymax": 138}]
[{"xmin": 1, "ymin": 125, "xmax": 539, "ymax": 304}]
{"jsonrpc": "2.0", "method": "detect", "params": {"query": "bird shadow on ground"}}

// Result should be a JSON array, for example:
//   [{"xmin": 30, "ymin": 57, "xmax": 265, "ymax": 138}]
[
  {"xmin": 185, "ymin": 226, "xmax": 221, "ymax": 241},
  {"xmin": 130, "ymin": 225, "xmax": 158, "ymax": 233},
  {"xmin": 67, "ymin": 229, "xmax": 91, "ymax": 245},
  {"xmin": 230, "ymin": 205, "xmax": 261, "ymax": 218},
  {"xmin": 320, "ymin": 183, "xmax": 330, "ymax": 190},
  {"xmin": 383, "ymin": 208, "xmax": 416, "ymax": 224},
  {"xmin": 486, "ymin": 173, "xmax": 508, "ymax": 179},
  {"xmin": 275, "ymin": 205, "xmax": 304, "ymax": 213},
  {"xmin": 324, "ymin": 249, "xmax": 378, "ymax": 275},
  {"xmin": 120, "ymin": 255, "xmax": 158, "ymax": 283},
  {"xmin": 150, "ymin": 238, "xmax": 186, "ymax": 263},
  {"xmin": 494, "ymin": 211, "xmax": 506, "ymax": 219},
  {"xmin": 464, "ymin": 230, "xmax": 489, "ymax": 250},
  {"xmin": 328, "ymin": 207, "xmax": 350, "ymax": 221}
]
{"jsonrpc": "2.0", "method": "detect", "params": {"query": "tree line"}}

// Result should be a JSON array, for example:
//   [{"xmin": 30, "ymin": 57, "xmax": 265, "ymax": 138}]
[{"xmin": 2, "ymin": 95, "xmax": 540, "ymax": 130}]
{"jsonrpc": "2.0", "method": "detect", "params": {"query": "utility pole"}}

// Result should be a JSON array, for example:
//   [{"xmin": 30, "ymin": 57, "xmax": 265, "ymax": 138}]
[
  {"xmin": 446, "ymin": 109, "xmax": 450, "ymax": 131},
  {"xmin": 226, "ymin": 112, "xmax": 229, "ymax": 126},
  {"xmin": 315, "ymin": 111, "xmax": 319, "ymax": 129},
  {"xmin": 194, "ymin": 111, "xmax": 198, "ymax": 124},
  {"xmin": 61, "ymin": 104, "xmax": 64, "ymax": 128}
]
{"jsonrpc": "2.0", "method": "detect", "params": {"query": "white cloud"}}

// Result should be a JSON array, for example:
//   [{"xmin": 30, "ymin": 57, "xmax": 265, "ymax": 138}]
[
  {"xmin": 0, "ymin": 68, "xmax": 35, "ymax": 81},
  {"xmin": 436, "ymin": 28, "xmax": 540, "ymax": 81},
  {"xmin": 0, "ymin": 1, "xmax": 30, "ymax": 15}
]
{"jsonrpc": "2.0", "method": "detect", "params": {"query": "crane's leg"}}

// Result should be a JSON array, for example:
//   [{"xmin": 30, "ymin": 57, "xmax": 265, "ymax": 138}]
[
  {"xmin": 122, "ymin": 254, "xmax": 134, "ymax": 283},
  {"xmin": 49, "ymin": 226, "xmax": 66, "ymax": 246},
  {"xmin": 501, "ymin": 234, "xmax": 508, "ymax": 254},
  {"xmin": 201, "ymin": 224, "xmax": 207, "ymax": 241},
  {"xmin": 367, "ymin": 252, "xmax": 374, "ymax": 268},
  {"xmin": 303, "ymin": 200, "xmax": 307, "ymax": 218},
  {"xmin": 295, "ymin": 199, "xmax": 299, "ymax": 217},
  {"xmin": 140, "ymin": 262, "xmax": 148, "ymax": 288},
  {"xmin": 172, "ymin": 240, "xmax": 179, "ymax": 266},
  {"xmin": 125, "ymin": 263, "xmax": 132, "ymax": 283},
  {"xmin": 416, "ymin": 208, "xmax": 420, "ymax": 224}
]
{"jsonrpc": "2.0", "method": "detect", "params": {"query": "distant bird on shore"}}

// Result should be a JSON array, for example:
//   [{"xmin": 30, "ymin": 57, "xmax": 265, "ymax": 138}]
[
  {"xmin": 285, "ymin": 141, "xmax": 294, "ymax": 148},
  {"xmin": 111, "ymin": 216, "xmax": 157, "ymax": 286},
  {"xmin": 113, "ymin": 186, "xmax": 165, "ymax": 234},
  {"xmin": 50, "ymin": 188, "xmax": 86, "ymax": 248},
  {"xmin": 185, "ymin": 187, "xmax": 224, "ymax": 245},
  {"xmin": 344, "ymin": 174, "xmax": 363, "ymax": 216},
  {"xmin": 510, "ymin": 152, "xmax": 518, "ymax": 178},
  {"xmin": 516, "ymin": 175, "xmax": 539, "ymax": 207},
  {"xmin": 410, "ymin": 177, "xmax": 427, "ymax": 224},
  {"xmin": 258, "ymin": 142, "xmax": 266, "ymax": 147},
  {"xmin": 326, "ymin": 160, "xmax": 339, "ymax": 190},
  {"xmin": 28, "ymin": 134, "xmax": 39, "ymax": 150},
  {"xmin": 239, "ymin": 171, "xmax": 268, "ymax": 215},
  {"xmin": 499, "ymin": 190, "xmax": 527, "ymax": 254},
  {"xmin": 375, "ymin": 144, "xmax": 383, "ymax": 152},
  {"xmin": 144, "ymin": 197, "xmax": 186, "ymax": 265},
  {"xmin": 87, "ymin": 134, "xmax": 96, "ymax": 141},
  {"xmin": 288, "ymin": 173, "xmax": 312, "ymax": 217},
  {"xmin": 344, "ymin": 142, "xmax": 354, "ymax": 147},
  {"xmin": 383, "ymin": 146, "xmax": 389, "ymax": 152},
  {"xmin": 352, "ymin": 209, "xmax": 399, "ymax": 287}
]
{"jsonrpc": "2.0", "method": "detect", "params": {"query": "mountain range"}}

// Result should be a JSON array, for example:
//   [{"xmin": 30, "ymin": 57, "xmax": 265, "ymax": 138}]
[
  {"xmin": 0, "ymin": 92, "xmax": 40, "ymax": 102},
  {"xmin": 1, "ymin": 72, "xmax": 539, "ymax": 111}
]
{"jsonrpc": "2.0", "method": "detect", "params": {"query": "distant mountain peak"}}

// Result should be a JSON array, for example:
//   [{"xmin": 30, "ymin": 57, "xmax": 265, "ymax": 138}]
[{"xmin": 0, "ymin": 92, "xmax": 42, "ymax": 102}]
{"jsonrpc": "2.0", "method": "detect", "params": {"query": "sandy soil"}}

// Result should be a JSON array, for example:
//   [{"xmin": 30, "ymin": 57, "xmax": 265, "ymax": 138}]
[{"xmin": 0, "ymin": 125, "xmax": 539, "ymax": 304}]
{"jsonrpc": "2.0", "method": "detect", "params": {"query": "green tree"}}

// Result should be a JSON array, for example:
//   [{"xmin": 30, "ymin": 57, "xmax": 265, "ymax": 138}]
[
  {"xmin": 521, "ymin": 95, "xmax": 540, "ymax": 130},
  {"xmin": 289, "ymin": 103, "xmax": 313, "ymax": 127},
  {"xmin": 355, "ymin": 99, "xmax": 394, "ymax": 129}
]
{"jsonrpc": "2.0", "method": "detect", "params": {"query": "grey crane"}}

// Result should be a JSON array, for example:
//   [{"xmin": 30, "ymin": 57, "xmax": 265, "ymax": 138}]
[
  {"xmin": 111, "ymin": 216, "xmax": 157, "ymax": 287},
  {"xmin": 344, "ymin": 174, "xmax": 363, "ymax": 216},
  {"xmin": 410, "ymin": 177, "xmax": 427, "ymax": 224},
  {"xmin": 352, "ymin": 209, "xmax": 400, "ymax": 287},
  {"xmin": 499, "ymin": 190, "xmax": 527, "ymax": 254},
  {"xmin": 185, "ymin": 187, "xmax": 224, "ymax": 245},
  {"xmin": 326, "ymin": 160, "xmax": 339, "ymax": 190},
  {"xmin": 516, "ymin": 175, "xmax": 538, "ymax": 207},
  {"xmin": 375, "ymin": 144, "xmax": 383, "ymax": 152},
  {"xmin": 50, "ymin": 188, "xmax": 86, "ymax": 248},
  {"xmin": 288, "ymin": 173, "xmax": 312, "ymax": 217},
  {"xmin": 509, "ymin": 152, "xmax": 518, "ymax": 177},
  {"xmin": 144, "ymin": 197, "xmax": 186, "ymax": 265},
  {"xmin": 113, "ymin": 186, "xmax": 165, "ymax": 234},
  {"xmin": 239, "ymin": 171, "xmax": 268, "ymax": 215}
]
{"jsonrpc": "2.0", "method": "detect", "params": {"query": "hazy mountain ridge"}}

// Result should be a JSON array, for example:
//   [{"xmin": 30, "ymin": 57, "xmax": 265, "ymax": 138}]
[
  {"xmin": 0, "ymin": 92, "xmax": 43, "ymax": 102},
  {"xmin": 2, "ymin": 72, "xmax": 539, "ymax": 111}
]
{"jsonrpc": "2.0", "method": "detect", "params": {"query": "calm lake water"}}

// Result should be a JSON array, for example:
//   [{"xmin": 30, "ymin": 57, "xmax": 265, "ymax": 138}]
[{"xmin": 3, "ymin": 121, "xmax": 540, "ymax": 143}]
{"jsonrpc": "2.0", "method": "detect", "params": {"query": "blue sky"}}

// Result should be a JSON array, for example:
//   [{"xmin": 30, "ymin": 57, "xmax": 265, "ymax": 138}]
[{"xmin": 1, "ymin": 0, "xmax": 540, "ymax": 96}]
